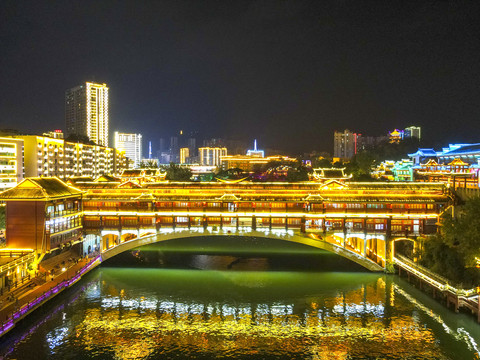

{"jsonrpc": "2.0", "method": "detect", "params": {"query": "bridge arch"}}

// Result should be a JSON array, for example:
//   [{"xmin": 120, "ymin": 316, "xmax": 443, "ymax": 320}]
[
  {"xmin": 391, "ymin": 236, "xmax": 418, "ymax": 259},
  {"xmin": 97, "ymin": 228, "xmax": 384, "ymax": 272}
]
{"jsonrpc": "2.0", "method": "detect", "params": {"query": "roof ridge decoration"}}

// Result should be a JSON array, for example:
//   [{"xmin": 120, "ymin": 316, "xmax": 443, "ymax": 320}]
[
  {"xmin": 304, "ymin": 194, "xmax": 324, "ymax": 201},
  {"xmin": 117, "ymin": 180, "xmax": 142, "ymax": 188},
  {"xmin": 134, "ymin": 192, "xmax": 156, "ymax": 200},
  {"xmin": 320, "ymin": 180, "xmax": 348, "ymax": 189},
  {"xmin": 216, "ymin": 193, "xmax": 241, "ymax": 201}
]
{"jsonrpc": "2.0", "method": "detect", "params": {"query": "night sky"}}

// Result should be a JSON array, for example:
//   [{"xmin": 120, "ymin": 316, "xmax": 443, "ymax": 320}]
[{"xmin": 1, "ymin": 0, "xmax": 479, "ymax": 154}]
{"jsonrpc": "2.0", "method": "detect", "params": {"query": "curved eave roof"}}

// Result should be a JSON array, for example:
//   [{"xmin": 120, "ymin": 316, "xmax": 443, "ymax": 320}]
[{"xmin": 0, "ymin": 177, "xmax": 83, "ymax": 200}]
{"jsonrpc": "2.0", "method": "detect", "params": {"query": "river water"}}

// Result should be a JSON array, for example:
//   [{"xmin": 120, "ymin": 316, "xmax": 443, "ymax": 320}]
[{"xmin": 0, "ymin": 237, "xmax": 479, "ymax": 360}]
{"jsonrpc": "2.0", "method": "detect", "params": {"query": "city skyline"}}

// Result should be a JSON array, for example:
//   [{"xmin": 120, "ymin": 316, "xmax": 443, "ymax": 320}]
[{"xmin": 1, "ymin": 1, "xmax": 479, "ymax": 154}]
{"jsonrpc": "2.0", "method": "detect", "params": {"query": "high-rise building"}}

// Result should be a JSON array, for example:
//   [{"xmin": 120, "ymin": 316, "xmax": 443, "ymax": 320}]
[
  {"xmin": 404, "ymin": 126, "xmax": 421, "ymax": 140},
  {"xmin": 115, "ymin": 132, "xmax": 142, "ymax": 168},
  {"xmin": 65, "ymin": 82, "xmax": 109, "ymax": 146},
  {"xmin": 180, "ymin": 147, "xmax": 190, "ymax": 164},
  {"xmin": 199, "ymin": 147, "xmax": 227, "ymax": 166},
  {"xmin": 333, "ymin": 130, "xmax": 360, "ymax": 159}
]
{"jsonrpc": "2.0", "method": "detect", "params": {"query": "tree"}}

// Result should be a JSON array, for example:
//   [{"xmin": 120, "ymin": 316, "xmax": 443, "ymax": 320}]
[
  {"xmin": 161, "ymin": 163, "xmax": 192, "ymax": 181},
  {"xmin": 139, "ymin": 160, "xmax": 159, "ymax": 169},
  {"xmin": 440, "ymin": 197, "xmax": 480, "ymax": 267},
  {"xmin": 344, "ymin": 151, "xmax": 376, "ymax": 181},
  {"xmin": 420, "ymin": 235, "xmax": 466, "ymax": 285},
  {"xmin": 286, "ymin": 166, "xmax": 310, "ymax": 182},
  {"xmin": 418, "ymin": 197, "xmax": 480, "ymax": 287},
  {"xmin": 314, "ymin": 158, "xmax": 333, "ymax": 168}
]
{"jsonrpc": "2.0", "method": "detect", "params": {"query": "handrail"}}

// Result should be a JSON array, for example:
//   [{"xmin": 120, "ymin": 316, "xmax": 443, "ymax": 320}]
[
  {"xmin": 0, "ymin": 255, "xmax": 101, "ymax": 337},
  {"xmin": 0, "ymin": 252, "xmax": 35, "ymax": 275},
  {"xmin": 393, "ymin": 255, "xmax": 478, "ymax": 297},
  {"xmin": 395, "ymin": 254, "xmax": 450, "ymax": 284}
]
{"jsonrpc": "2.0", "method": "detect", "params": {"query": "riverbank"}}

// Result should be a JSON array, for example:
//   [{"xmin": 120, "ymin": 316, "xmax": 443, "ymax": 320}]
[{"xmin": 0, "ymin": 255, "xmax": 101, "ymax": 338}]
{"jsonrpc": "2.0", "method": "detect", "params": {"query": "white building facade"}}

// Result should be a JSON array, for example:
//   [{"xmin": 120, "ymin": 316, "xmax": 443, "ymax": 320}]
[{"xmin": 115, "ymin": 132, "xmax": 142, "ymax": 168}]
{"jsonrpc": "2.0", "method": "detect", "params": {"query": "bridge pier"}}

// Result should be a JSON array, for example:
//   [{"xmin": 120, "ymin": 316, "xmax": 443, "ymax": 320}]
[
  {"xmin": 446, "ymin": 293, "xmax": 459, "ymax": 313},
  {"xmin": 252, "ymin": 215, "xmax": 256, "ymax": 231}
]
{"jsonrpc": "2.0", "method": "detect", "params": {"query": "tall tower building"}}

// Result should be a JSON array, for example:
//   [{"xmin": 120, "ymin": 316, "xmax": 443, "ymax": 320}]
[
  {"xmin": 404, "ymin": 126, "xmax": 421, "ymax": 140},
  {"xmin": 65, "ymin": 82, "xmax": 109, "ymax": 146},
  {"xmin": 115, "ymin": 132, "xmax": 142, "ymax": 168},
  {"xmin": 333, "ymin": 130, "xmax": 360, "ymax": 159}
]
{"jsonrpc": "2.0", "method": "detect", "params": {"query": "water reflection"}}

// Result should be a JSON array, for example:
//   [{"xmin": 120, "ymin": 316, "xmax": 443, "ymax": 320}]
[{"xmin": 1, "ymin": 252, "xmax": 480, "ymax": 360}]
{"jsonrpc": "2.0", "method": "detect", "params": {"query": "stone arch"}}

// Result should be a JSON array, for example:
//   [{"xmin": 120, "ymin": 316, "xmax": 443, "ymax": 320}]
[
  {"xmin": 102, "ymin": 232, "xmax": 120, "ymax": 251},
  {"xmin": 343, "ymin": 234, "xmax": 387, "ymax": 267},
  {"xmin": 98, "ymin": 229, "xmax": 384, "ymax": 272}
]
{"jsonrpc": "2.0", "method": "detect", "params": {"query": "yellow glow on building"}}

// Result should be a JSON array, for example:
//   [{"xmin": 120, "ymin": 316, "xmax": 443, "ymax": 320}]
[
  {"xmin": 199, "ymin": 147, "xmax": 227, "ymax": 166},
  {"xmin": 0, "ymin": 137, "xmax": 24, "ymax": 189},
  {"xmin": 17, "ymin": 135, "xmax": 126, "ymax": 178},
  {"xmin": 180, "ymin": 147, "xmax": 189, "ymax": 164}
]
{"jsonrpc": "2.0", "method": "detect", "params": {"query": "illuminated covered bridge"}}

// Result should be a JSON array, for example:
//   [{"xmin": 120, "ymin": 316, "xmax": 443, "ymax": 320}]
[{"xmin": 73, "ymin": 179, "xmax": 450, "ymax": 271}]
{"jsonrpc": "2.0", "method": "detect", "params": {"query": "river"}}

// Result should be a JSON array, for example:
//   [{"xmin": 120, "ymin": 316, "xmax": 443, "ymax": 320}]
[{"xmin": 0, "ymin": 237, "xmax": 479, "ymax": 359}]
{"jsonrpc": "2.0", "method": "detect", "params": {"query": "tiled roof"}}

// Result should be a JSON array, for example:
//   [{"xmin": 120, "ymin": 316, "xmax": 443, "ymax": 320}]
[
  {"xmin": 408, "ymin": 148, "xmax": 437, "ymax": 157},
  {"xmin": 95, "ymin": 174, "xmax": 120, "ymax": 182},
  {"xmin": 441, "ymin": 143, "xmax": 480, "ymax": 156},
  {"xmin": 0, "ymin": 177, "xmax": 82, "ymax": 200}
]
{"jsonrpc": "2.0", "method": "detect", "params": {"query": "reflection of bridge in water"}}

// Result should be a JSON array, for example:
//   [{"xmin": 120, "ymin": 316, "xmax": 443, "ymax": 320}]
[
  {"xmin": 49, "ymin": 274, "xmax": 475, "ymax": 360},
  {"xmin": 79, "ymin": 181, "xmax": 449, "ymax": 271}
]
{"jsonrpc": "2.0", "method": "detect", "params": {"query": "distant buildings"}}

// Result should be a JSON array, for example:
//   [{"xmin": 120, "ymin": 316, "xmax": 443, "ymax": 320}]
[
  {"xmin": 114, "ymin": 132, "xmax": 142, "ymax": 168},
  {"xmin": 334, "ymin": 126, "xmax": 422, "ymax": 159},
  {"xmin": 180, "ymin": 147, "xmax": 189, "ymax": 164},
  {"xmin": 333, "ymin": 129, "xmax": 360, "ymax": 159},
  {"xmin": 199, "ymin": 147, "xmax": 227, "ymax": 166},
  {"xmin": 246, "ymin": 140, "xmax": 264, "ymax": 157},
  {"xmin": 388, "ymin": 129, "xmax": 403, "ymax": 143},
  {"xmin": 43, "ymin": 130, "xmax": 64, "ymax": 139},
  {"xmin": 65, "ymin": 82, "xmax": 109, "ymax": 146},
  {"xmin": 404, "ymin": 126, "xmax": 421, "ymax": 140}
]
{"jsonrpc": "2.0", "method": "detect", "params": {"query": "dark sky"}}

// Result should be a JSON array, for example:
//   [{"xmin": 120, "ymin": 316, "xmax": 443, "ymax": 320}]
[{"xmin": 1, "ymin": 0, "xmax": 479, "ymax": 154}]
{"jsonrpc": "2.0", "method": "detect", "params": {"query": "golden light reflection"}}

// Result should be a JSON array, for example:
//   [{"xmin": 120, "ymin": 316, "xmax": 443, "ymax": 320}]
[{"xmin": 70, "ymin": 282, "xmax": 450, "ymax": 360}]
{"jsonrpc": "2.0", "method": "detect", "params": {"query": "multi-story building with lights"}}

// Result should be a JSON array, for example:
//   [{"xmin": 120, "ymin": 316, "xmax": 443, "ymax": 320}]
[
  {"xmin": 0, "ymin": 137, "xmax": 24, "ymax": 190},
  {"xmin": 0, "ymin": 177, "xmax": 83, "ymax": 253},
  {"xmin": 199, "ymin": 147, "xmax": 227, "ymax": 166},
  {"xmin": 180, "ymin": 147, "xmax": 190, "ymax": 164},
  {"xmin": 16, "ymin": 135, "xmax": 126, "ymax": 179},
  {"xmin": 114, "ymin": 132, "xmax": 142, "ymax": 168},
  {"xmin": 404, "ymin": 126, "xmax": 421, "ymax": 140},
  {"xmin": 220, "ymin": 155, "xmax": 296, "ymax": 171},
  {"xmin": 65, "ymin": 82, "xmax": 109, "ymax": 146},
  {"xmin": 333, "ymin": 130, "xmax": 360, "ymax": 159}
]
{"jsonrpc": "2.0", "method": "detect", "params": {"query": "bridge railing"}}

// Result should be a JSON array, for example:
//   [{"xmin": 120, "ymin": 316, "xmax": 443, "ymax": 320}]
[{"xmin": 393, "ymin": 254, "xmax": 477, "ymax": 297}]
